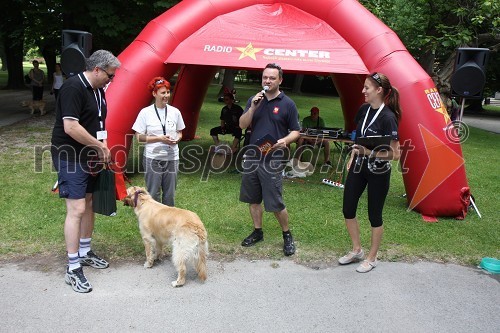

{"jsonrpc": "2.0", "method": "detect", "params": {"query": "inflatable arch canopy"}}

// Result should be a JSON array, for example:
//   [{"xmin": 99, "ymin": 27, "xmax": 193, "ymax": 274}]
[{"xmin": 106, "ymin": 0, "xmax": 470, "ymax": 218}]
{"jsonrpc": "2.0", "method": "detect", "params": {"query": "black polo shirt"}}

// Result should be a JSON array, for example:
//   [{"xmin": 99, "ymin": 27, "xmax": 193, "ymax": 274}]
[
  {"xmin": 244, "ymin": 91, "xmax": 300, "ymax": 145},
  {"xmin": 51, "ymin": 73, "xmax": 107, "ymax": 162}
]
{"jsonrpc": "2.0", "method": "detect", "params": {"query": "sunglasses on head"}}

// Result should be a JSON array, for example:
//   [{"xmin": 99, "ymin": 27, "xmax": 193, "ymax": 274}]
[
  {"xmin": 155, "ymin": 79, "xmax": 164, "ymax": 85},
  {"xmin": 371, "ymin": 73, "xmax": 382, "ymax": 86}
]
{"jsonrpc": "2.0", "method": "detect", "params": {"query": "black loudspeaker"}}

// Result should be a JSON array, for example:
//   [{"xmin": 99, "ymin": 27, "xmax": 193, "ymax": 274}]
[
  {"xmin": 61, "ymin": 30, "xmax": 92, "ymax": 77},
  {"xmin": 451, "ymin": 47, "xmax": 489, "ymax": 99}
]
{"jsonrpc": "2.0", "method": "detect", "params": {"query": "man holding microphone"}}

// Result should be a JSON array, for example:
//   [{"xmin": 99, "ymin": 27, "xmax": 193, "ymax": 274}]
[{"xmin": 238, "ymin": 63, "xmax": 301, "ymax": 256}]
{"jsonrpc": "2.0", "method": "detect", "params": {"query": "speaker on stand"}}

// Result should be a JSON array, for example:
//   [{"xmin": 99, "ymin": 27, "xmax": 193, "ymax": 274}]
[
  {"xmin": 449, "ymin": 48, "xmax": 489, "ymax": 218},
  {"xmin": 450, "ymin": 47, "xmax": 490, "ymax": 122},
  {"xmin": 61, "ymin": 30, "xmax": 92, "ymax": 77}
]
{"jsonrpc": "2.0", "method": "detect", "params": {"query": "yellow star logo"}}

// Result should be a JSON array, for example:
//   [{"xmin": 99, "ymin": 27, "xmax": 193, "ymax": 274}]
[
  {"xmin": 425, "ymin": 88, "xmax": 451, "ymax": 124},
  {"xmin": 236, "ymin": 43, "xmax": 263, "ymax": 60}
]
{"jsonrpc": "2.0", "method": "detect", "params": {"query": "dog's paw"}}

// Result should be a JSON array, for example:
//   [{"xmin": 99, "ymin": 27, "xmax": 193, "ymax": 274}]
[
  {"xmin": 143, "ymin": 262, "xmax": 153, "ymax": 268},
  {"xmin": 171, "ymin": 280, "xmax": 184, "ymax": 288}
]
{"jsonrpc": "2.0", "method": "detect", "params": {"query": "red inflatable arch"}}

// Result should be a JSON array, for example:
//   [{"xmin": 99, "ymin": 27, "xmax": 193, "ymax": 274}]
[{"xmin": 106, "ymin": 0, "xmax": 470, "ymax": 218}]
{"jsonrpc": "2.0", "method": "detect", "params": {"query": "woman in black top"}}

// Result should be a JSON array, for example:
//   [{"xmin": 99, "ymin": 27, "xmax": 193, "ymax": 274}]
[{"xmin": 338, "ymin": 72, "xmax": 402, "ymax": 273}]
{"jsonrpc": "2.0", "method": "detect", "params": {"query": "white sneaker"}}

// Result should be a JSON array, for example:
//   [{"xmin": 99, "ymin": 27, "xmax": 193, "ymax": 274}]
[
  {"xmin": 356, "ymin": 259, "xmax": 378, "ymax": 273},
  {"xmin": 338, "ymin": 249, "xmax": 364, "ymax": 265}
]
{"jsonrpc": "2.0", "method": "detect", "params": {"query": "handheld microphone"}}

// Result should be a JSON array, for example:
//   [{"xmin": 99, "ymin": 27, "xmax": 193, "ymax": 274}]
[{"xmin": 254, "ymin": 86, "xmax": 269, "ymax": 104}]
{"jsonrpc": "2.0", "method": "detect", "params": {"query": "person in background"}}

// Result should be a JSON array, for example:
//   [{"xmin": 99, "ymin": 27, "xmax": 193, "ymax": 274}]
[
  {"xmin": 239, "ymin": 63, "xmax": 301, "ymax": 256},
  {"xmin": 51, "ymin": 50, "xmax": 121, "ymax": 293},
  {"xmin": 51, "ymin": 63, "xmax": 64, "ymax": 100},
  {"xmin": 338, "ymin": 72, "xmax": 401, "ymax": 273},
  {"xmin": 210, "ymin": 92, "xmax": 244, "ymax": 153},
  {"xmin": 29, "ymin": 60, "xmax": 45, "ymax": 113},
  {"xmin": 295, "ymin": 106, "xmax": 331, "ymax": 166},
  {"xmin": 132, "ymin": 77, "xmax": 185, "ymax": 207}
]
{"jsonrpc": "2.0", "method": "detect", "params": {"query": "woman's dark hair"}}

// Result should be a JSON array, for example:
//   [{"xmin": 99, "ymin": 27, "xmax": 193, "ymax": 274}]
[{"xmin": 368, "ymin": 72, "xmax": 402, "ymax": 120}]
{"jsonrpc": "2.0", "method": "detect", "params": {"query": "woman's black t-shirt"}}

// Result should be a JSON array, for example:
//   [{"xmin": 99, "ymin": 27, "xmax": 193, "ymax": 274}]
[{"xmin": 354, "ymin": 103, "xmax": 399, "ymax": 142}]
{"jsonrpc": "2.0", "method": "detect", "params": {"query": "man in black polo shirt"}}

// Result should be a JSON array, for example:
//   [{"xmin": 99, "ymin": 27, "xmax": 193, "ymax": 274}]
[
  {"xmin": 51, "ymin": 50, "xmax": 120, "ymax": 293},
  {"xmin": 239, "ymin": 63, "xmax": 301, "ymax": 256}
]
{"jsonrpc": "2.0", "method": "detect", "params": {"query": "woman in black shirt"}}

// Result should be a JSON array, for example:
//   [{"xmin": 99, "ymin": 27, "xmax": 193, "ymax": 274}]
[{"xmin": 338, "ymin": 72, "xmax": 402, "ymax": 273}]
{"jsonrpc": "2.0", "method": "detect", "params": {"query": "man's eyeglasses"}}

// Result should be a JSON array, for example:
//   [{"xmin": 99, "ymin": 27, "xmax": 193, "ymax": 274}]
[
  {"xmin": 99, "ymin": 67, "xmax": 115, "ymax": 80},
  {"xmin": 371, "ymin": 72, "xmax": 382, "ymax": 86}
]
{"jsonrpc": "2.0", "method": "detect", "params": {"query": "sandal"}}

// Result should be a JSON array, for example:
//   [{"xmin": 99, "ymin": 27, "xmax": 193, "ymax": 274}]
[
  {"xmin": 356, "ymin": 259, "xmax": 378, "ymax": 273},
  {"xmin": 338, "ymin": 249, "xmax": 364, "ymax": 265}
]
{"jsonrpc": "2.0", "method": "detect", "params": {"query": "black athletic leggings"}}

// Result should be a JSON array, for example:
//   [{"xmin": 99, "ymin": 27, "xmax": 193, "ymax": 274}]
[{"xmin": 342, "ymin": 158, "xmax": 391, "ymax": 227}]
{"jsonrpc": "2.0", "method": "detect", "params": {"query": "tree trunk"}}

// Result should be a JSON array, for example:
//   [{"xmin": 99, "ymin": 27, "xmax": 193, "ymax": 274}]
[
  {"xmin": 2, "ymin": 6, "xmax": 25, "ymax": 89},
  {"xmin": 292, "ymin": 74, "xmax": 303, "ymax": 94},
  {"xmin": 417, "ymin": 49, "xmax": 435, "ymax": 75},
  {"xmin": 216, "ymin": 68, "xmax": 237, "ymax": 100},
  {"xmin": 41, "ymin": 43, "xmax": 57, "ymax": 85}
]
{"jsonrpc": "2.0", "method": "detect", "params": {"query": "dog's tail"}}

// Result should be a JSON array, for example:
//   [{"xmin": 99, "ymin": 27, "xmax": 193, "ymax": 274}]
[{"xmin": 195, "ymin": 238, "xmax": 208, "ymax": 282}]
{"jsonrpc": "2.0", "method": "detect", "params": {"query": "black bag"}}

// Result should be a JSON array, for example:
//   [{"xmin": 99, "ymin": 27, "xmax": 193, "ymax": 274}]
[
  {"xmin": 24, "ymin": 74, "xmax": 31, "ymax": 84},
  {"xmin": 93, "ymin": 167, "xmax": 117, "ymax": 216}
]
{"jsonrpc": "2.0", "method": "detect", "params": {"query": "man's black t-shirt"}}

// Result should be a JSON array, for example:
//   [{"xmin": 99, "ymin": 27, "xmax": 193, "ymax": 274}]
[
  {"xmin": 51, "ymin": 73, "xmax": 107, "ymax": 162},
  {"xmin": 220, "ymin": 104, "xmax": 243, "ymax": 130}
]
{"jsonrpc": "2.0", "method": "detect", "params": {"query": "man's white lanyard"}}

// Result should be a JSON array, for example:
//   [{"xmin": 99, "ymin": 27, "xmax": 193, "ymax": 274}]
[
  {"xmin": 93, "ymin": 89, "xmax": 104, "ymax": 131},
  {"xmin": 360, "ymin": 103, "xmax": 384, "ymax": 137}
]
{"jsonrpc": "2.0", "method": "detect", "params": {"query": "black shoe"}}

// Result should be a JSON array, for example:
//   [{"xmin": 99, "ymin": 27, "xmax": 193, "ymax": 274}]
[
  {"xmin": 283, "ymin": 232, "xmax": 296, "ymax": 256},
  {"xmin": 241, "ymin": 230, "xmax": 263, "ymax": 247}
]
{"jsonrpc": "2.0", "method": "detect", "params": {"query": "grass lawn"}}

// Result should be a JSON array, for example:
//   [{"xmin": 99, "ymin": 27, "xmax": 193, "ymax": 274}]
[{"xmin": 0, "ymin": 80, "xmax": 498, "ymax": 268}]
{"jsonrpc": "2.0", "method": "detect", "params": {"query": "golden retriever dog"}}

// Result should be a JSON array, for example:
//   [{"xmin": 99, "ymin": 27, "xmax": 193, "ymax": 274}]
[
  {"xmin": 21, "ymin": 100, "xmax": 46, "ymax": 115},
  {"xmin": 123, "ymin": 186, "xmax": 208, "ymax": 287}
]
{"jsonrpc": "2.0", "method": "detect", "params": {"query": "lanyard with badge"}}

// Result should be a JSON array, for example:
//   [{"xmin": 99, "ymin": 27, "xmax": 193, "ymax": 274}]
[
  {"xmin": 94, "ymin": 89, "xmax": 107, "ymax": 141},
  {"xmin": 154, "ymin": 104, "xmax": 167, "ymax": 135},
  {"xmin": 360, "ymin": 103, "xmax": 385, "ymax": 137}
]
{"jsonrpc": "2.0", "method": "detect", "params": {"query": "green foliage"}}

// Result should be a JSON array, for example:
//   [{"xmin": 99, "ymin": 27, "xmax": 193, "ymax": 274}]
[
  {"xmin": 361, "ymin": 0, "xmax": 499, "ymax": 58},
  {"xmin": 360, "ymin": 0, "xmax": 499, "ymax": 98}
]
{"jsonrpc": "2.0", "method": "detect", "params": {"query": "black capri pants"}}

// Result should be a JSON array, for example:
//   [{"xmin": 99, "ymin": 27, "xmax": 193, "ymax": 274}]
[{"xmin": 342, "ymin": 157, "xmax": 391, "ymax": 228}]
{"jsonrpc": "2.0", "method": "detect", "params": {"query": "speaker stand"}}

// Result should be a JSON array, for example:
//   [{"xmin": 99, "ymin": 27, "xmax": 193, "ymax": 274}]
[
  {"xmin": 469, "ymin": 195, "xmax": 482, "ymax": 218},
  {"xmin": 458, "ymin": 98, "xmax": 466, "ymax": 122}
]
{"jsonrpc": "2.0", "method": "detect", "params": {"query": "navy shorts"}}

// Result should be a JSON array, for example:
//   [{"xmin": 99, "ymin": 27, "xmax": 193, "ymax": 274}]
[
  {"xmin": 239, "ymin": 158, "xmax": 286, "ymax": 212},
  {"xmin": 53, "ymin": 158, "xmax": 97, "ymax": 199}
]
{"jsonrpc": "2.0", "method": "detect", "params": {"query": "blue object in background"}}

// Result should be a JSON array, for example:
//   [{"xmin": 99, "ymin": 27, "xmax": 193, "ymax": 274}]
[{"xmin": 479, "ymin": 257, "xmax": 500, "ymax": 274}]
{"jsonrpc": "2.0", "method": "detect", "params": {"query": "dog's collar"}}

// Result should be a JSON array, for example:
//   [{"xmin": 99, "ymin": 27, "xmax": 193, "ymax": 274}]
[{"xmin": 133, "ymin": 190, "xmax": 144, "ymax": 207}]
